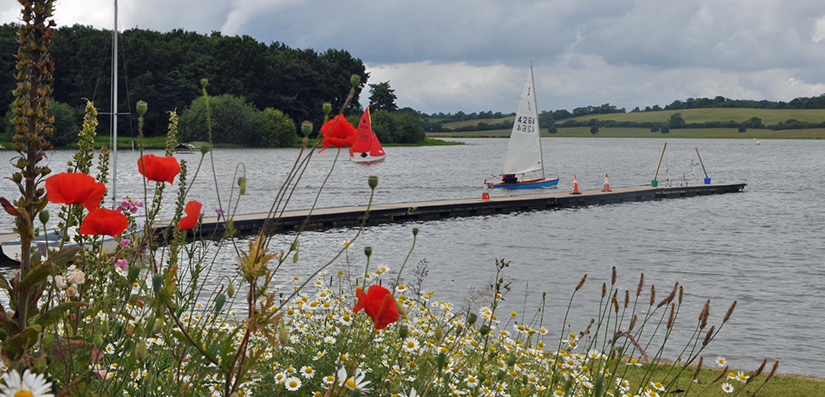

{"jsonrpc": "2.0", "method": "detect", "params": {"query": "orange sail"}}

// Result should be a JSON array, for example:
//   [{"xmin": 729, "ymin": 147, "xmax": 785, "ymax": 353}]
[{"xmin": 351, "ymin": 108, "xmax": 373, "ymax": 156}]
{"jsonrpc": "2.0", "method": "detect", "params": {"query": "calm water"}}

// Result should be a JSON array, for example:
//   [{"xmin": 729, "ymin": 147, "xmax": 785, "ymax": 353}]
[{"xmin": 1, "ymin": 138, "xmax": 823, "ymax": 376}]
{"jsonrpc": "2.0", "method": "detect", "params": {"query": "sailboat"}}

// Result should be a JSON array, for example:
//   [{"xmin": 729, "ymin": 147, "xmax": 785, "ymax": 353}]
[
  {"xmin": 485, "ymin": 66, "xmax": 559, "ymax": 189},
  {"xmin": 350, "ymin": 108, "xmax": 386, "ymax": 163}
]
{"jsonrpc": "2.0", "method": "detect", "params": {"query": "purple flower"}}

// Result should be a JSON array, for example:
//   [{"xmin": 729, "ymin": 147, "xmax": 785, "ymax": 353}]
[
  {"xmin": 118, "ymin": 197, "xmax": 144, "ymax": 214},
  {"xmin": 119, "ymin": 239, "xmax": 130, "ymax": 247},
  {"xmin": 215, "ymin": 209, "xmax": 226, "ymax": 216},
  {"xmin": 115, "ymin": 259, "xmax": 128, "ymax": 271}
]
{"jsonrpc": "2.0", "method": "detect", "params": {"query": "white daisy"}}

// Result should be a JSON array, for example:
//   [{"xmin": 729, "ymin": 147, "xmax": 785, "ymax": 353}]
[
  {"xmin": 283, "ymin": 377, "xmax": 302, "ymax": 391},
  {"xmin": 721, "ymin": 383, "xmax": 734, "ymax": 394},
  {"xmin": 715, "ymin": 356, "xmax": 727, "ymax": 368},
  {"xmin": 337, "ymin": 367, "xmax": 370, "ymax": 393},
  {"xmin": 402, "ymin": 337, "xmax": 420, "ymax": 353},
  {"xmin": 0, "ymin": 369, "xmax": 54, "ymax": 397},
  {"xmin": 466, "ymin": 375, "xmax": 479, "ymax": 387},
  {"xmin": 300, "ymin": 366, "xmax": 315, "ymax": 379}
]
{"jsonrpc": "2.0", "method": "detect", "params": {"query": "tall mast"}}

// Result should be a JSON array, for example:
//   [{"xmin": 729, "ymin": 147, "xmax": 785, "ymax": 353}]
[
  {"xmin": 530, "ymin": 65, "xmax": 545, "ymax": 180},
  {"xmin": 111, "ymin": 0, "xmax": 118, "ymax": 208}
]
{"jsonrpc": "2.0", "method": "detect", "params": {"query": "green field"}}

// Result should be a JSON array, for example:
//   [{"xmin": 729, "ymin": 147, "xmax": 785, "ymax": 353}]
[
  {"xmin": 428, "ymin": 126, "xmax": 825, "ymax": 139},
  {"xmin": 569, "ymin": 108, "xmax": 825, "ymax": 124}
]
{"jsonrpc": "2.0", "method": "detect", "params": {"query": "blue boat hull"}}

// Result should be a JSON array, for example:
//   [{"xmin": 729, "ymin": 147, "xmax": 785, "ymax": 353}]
[{"xmin": 487, "ymin": 177, "xmax": 560, "ymax": 189}]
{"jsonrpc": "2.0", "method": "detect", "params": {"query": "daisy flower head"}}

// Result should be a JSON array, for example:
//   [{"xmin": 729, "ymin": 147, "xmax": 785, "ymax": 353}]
[
  {"xmin": 0, "ymin": 369, "xmax": 54, "ymax": 397},
  {"xmin": 650, "ymin": 381, "xmax": 665, "ymax": 391},
  {"xmin": 716, "ymin": 356, "xmax": 727, "ymax": 367},
  {"xmin": 300, "ymin": 366, "xmax": 315, "ymax": 379},
  {"xmin": 337, "ymin": 367, "xmax": 371, "ymax": 393},
  {"xmin": 284, "ymin": 377, "xmax": 302, "ymax": 391},
  {"xmin": 466, "ymin": 375, "xmax": 479, "ymax": 387},
  {"xmin": 274, "ymin": 372, "xmax": 287, "ymax": 384},
  {"xmin": 721, "ymin": 383, "xmax": 734, "ymax": 394},
  {"xmin": 402, "ymin": 337, "xmax": 420, "ymax": 353},
  {"xmin": 735, "ymin": 371, "xmax": 749, "ymax": 384}
]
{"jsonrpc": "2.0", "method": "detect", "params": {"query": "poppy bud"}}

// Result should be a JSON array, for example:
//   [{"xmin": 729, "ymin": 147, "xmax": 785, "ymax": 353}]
[
  {"xmin": 136, "ymin": 100, "xmax": 147, "ymax": 116},
  {"xmin": 395, "ymin": 300, "xmax": 406, "ymax": 317},
  {"xmin": 201, "ymin": 78, "xmax": 208, "ymax": 88},
  {"xmin": 412, "ymin": 228, "xmax": 418, "ymax": 236},
  {"xmin": 351, "ymin": 74, "xmax": 361, "ymax": 88},
  {"xmin": 214, "ymin": 294, "xmax": 226, "ymax": 314},
  {"xmin": 279, "ymin": 325, "xmax": 289, "ymax": 346},
  {"xmin": 94, "ymin": 334, "xmax": 103, "ymax": 349},
  {"xmin": 435, "ymin": 324, "xmax": 444, "ymax": 342},
  {"xmin": 152, "ymin": 275, "xmax": 164, "ymax": 295},
  {"xmin": 39, "ymin": 210, "xmax": 49, "ymax": 224},
  {"xmin": 128, "ymin": 266, "xmax": 141, "ymax": 284},
  {"xmin": 136, "ymin": 340, "xmax": 147, "ymax": 361},
  {"xmin": 364, "ymin": 246, "xmax": 372, "ymax": 258},
  {"xmin": 227, "ymin": 283, "xmax": 235, "ymax": 298},
  {"xmin": 237, "ymin": 177, "xmax": 246, "ymax": 195},
  {"xmin": 153, "ymin": 318, "xmax": 164, "ymax": 333},
  {"xmin": 301, "ymin": 121, "xmax": 313, "ymax": 136},
  {"xmin": 200, "ymin": 143, "xmax": 211, "ymax": 154},
  {"xmin": 399, "ymin": 324, "xmax": 409, "ymax": 339},
  {"xmin": 323, "ymin": 102, "xmax": 332, "ymax": 116},
  {"xmin": 101, "ymin": 322, "xmax": 109, "ymax": 335},
  {"xmin": 480, "ymin": 324, "xmax": 491, "ymax": 335},
  {"xmin": 455, "ymin": 326, "xmax": 463, "ymax": 335},
  {"xmin": 368, "ymin": 175, "xmax": 378, "ymax": 189},
  {"xmin": 468, "ymin": 313, "xmax": 477, "ymax": 325}
]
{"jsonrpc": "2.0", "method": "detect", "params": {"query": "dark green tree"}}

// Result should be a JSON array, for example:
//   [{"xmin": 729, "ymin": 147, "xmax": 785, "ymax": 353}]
[
  {"xmin": 178, "ymin": 94, "xmax": 257, "ymax": 145},
  {"xmin": 661, "ymin": 126, "xmax": 670, "ymax": 133},
  {"xmin": 255, "ymin": 108, "xmax": 296, "ymax": 147},
  {"xmin": 668, "ymin": 112, "xmax": 686, "ymax": 129},
  {"xmin": 590, "ymin": 125, "xmax": 599, "ymax": 135},
  {"xmin": 368, "ymin": 81, "xmax": 398, "ymax": 112}
]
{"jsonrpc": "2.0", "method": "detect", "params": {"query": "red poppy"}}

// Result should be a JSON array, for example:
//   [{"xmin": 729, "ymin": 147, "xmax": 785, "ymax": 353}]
[
  {"xmin": 137, "ymin": 154, "xmax": 181, "ymax": 184},
  {"xmin": 79, "ymin": 208, "xmax": 129, "ymax": 236},
  {"xmin": 352, "ymin": 285, "xmax": 400, "ymax": 329},
  {"xmin": 46, "ymin": 173, "xmax": 106, "ymax": 211},
  {"xmin": 177, "ymin": 200, "xmax": 202, "ymax": 230},
  {"xmin": 318, "ymin": 115, "xmax": 357, "ymax": 153}
]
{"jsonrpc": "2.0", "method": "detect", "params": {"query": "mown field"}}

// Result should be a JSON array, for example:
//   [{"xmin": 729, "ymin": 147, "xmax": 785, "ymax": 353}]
[{"xmin": 428, "ymin": 127, "xmax": 825, "ymax": 139}]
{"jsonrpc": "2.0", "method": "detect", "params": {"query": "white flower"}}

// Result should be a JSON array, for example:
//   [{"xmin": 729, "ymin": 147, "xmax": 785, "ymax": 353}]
[
  {"xmin": 0, "ymin": 369, "xmax": 54, "ymax": 397},
  {"xmin": 715, "ymin": 356, "xmax": 727, "ymax": 368},
  {"xmin": 337, "ymin": 367, "xmax": 370, "ymax": 393},
  {"xmin": 466, "ymin": 375, "xmax": 479, "ymax": 387},
  {"xmin": 273, "ymin": 372, "xmax": 287, "ymax": 384},
  {"xmin": 300, "ymin": 366, "xmax": 315, "ymax": 379},
  {"xmin": 67, "ymin": 270, "xmax": 85, "ymax": 285},
  {"xmin": 721, "ymin": 382, "xmax": 734, "ymax": 393},
  {"xmin": 402, "ymin": 337, "xmax": 420, "ymax": 353},
  {"xmin": 283, "ymin": 377, "xmax": 302, "ymax": 391}
]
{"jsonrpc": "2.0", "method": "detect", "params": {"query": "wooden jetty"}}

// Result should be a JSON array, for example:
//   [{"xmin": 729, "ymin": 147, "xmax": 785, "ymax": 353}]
[
  {"xmin": 197, "ymin": 182, "xmax": 746, "ymax": 236},
  {"xmin": 0, "ymin": 182, "xmax": 745, "ymax": 266}
]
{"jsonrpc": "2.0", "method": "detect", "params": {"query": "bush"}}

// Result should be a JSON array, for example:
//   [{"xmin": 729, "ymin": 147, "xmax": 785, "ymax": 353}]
[
  {"xmin": 255, "ymin": 108, "xmax": 296, "ymax": 147},
  {"xmin": 738, "ymin": 127, "xmax": 747, "ymax": 133},
  {"xmin": 179, "ymin": 94, "xmax": 257, "ymax": 145},
  {"xmin": 661, "ymin": 126, "xmax": 670, "ymax": 133}
]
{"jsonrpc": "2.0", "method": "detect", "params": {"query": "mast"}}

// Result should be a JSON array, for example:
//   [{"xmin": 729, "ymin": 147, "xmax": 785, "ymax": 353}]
[
  {"xmin": 530, "ymin": 65, "xmax": 545, "ymax": 180},
  {"xmin": 110, "ymin": 0, "xmax": 119, "ymax": 208}
]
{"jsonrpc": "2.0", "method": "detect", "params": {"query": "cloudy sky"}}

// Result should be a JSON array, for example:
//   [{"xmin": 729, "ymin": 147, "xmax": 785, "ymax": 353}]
[{"xmin": 4, "ymin": 0, "xmax": 825, "ymax": 114}]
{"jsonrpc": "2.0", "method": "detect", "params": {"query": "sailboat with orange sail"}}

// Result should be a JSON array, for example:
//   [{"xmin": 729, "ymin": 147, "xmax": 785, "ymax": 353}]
[{"xmin": 350, "ymin": 108, "xmax": 386, "ymax": 163}]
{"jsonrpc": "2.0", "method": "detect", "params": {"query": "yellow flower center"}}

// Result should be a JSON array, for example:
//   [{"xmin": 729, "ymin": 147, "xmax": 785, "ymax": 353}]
[
  {"xmin": 15, "ymin": 391, "xmax": 34, "ymax": 397},
  {"xmin": 346, "ymin": 379, "xmax": 356, "ymax": 389},
  {"xmin": 289, "ymin": 381, "xmax": 298, "ymax": 388}
]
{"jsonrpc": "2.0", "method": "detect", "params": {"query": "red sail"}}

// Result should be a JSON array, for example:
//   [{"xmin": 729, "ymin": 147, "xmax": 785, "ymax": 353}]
[{"xmin": 351, "ymin": 108, "xmax": 373, "ymax": 155}]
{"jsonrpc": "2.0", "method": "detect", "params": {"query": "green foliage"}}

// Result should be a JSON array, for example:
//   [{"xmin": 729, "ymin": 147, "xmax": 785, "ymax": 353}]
[
  {"xmin": 590, "ymin": 125, "xmax": 600, "ymax": 135},
  {"xmin": 661, "ymin": 125, "xmax": 671, "ymax": 133},
  {"xmin": 368, "ymin": 80, "xmax": 398, "ymax": 112},
  {"xmin": 668, "ymin": 112, "xmax": 686, "ymax": 129},
  {"xmin": 368, "ymin": 109, "xmax": 425, "ymax": 144},
  {"xmin": 254, "ymin": 107, "xmax": 296, "ymax": 147},
  {"xmin": 179, "ymin": 94, "xmax": 256, "ymax": 145},
  {"xmin": 45, "ymin": 101, "xmax": 80, "ymax": 147}
]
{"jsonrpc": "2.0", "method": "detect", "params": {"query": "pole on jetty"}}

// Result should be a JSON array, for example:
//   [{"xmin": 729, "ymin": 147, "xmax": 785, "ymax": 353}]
[
  {"xmin": 652, "ymin": 143, "xmax": 666, "ymax": 187},
  {"xmin": 695, "ymin": 147, "xmax": 711, "ymax": 184}
]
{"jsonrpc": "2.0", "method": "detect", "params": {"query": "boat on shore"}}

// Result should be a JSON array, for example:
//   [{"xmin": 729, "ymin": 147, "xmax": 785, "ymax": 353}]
[{"xmin": 486, "ymin": 66, "xmax": 558, "ymax": 189}]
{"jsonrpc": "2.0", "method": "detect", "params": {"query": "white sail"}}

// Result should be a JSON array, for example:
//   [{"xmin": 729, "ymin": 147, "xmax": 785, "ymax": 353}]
[{"xmin": 501, "ymin": 67, "xmax": 543, "ymax": 175}]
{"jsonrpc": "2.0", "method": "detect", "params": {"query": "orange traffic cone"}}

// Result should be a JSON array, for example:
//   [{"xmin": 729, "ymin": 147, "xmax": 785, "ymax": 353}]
[
  {"xmin": 602, "ymin": 173, "xmax": 612, "ymax": 192},
  {"xmin": 570, "ymin": 175, "xmax": 581, "ymax": 195}
]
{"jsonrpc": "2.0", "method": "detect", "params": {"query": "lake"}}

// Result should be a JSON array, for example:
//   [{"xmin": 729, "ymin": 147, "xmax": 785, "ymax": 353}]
[{"xmin": 1, "ymin": 137, "xmax": 823, "ymax": 377}]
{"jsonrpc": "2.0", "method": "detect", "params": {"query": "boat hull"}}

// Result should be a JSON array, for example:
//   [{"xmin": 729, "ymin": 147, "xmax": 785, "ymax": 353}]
[
  {"xmin": 487, "ymin": 177, "xmax": 560, "ymax": 189},
  {"xmin": 350, "ymin": 155, "xmax": 386, "ymax": 163}
]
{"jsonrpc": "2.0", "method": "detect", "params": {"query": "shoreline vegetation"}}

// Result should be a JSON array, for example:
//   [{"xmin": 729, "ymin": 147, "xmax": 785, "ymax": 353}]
[{"xmin": 427, "ymin": 127, "xmax": 825, "ymax": 139}]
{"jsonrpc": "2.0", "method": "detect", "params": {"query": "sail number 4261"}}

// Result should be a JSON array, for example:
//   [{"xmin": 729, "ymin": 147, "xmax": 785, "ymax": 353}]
[{"xmin": 516, "ymin": 116, "xmax": 535, "ymax": 133}]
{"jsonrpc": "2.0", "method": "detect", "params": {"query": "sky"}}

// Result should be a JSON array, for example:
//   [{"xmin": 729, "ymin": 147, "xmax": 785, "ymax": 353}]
[{"xmin": 4, "ymin": 0, "xmax": 825, "ymax": 115}]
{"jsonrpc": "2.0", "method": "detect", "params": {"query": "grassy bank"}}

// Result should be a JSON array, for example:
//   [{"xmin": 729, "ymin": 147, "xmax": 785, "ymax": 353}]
[{"xmin": 428, "ymin": 127, "xmax": 825, "ymax": 139}]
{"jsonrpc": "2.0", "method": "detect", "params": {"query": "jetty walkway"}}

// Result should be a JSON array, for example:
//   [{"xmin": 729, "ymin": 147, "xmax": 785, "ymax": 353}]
[{"xmin": 0, "ymin": 182, "xmax": 745, "ymax": 266}]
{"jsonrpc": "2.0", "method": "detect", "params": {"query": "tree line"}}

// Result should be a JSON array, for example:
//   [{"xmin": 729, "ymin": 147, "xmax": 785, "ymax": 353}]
[{"xmin": 1, "ymin": 24, "xmax": 424, "ymax": 146}]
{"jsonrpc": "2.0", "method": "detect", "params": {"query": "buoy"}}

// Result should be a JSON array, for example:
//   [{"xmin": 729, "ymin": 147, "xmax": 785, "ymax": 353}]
[
  {"xmin": 570, "ymin": 175, "xmax": 581, "ymax": 195},
  {"xmin": 757, "ymin": 141, "xmax": 761, "ymax": 145},
  {"xmin": 548, "ymin": 137, "xmax": 552, "ymax": 140},
  {"xmin": 482, "ymin": 192, "xmax": 490, "ymax": 200},
  {"xmin": 601, "ymin": 173, "xmax": 612, "ymax": 192}
]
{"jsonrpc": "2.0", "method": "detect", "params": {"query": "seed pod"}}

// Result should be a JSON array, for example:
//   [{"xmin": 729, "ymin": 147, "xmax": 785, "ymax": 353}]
[
  {"xmin": 39, "ymin": 210, "xmax": 49, "ymax": 224},
  {"xmin": 412, "ymin": 228, "xmax": 418, "ymax": 236},
  {"xmin": 227, "ymin": 283, "xmax": 235, "ymax": 298},
  {"xmin": 507, "ymin": 355, "xmax": 516, "ymax": 367},
  {"xmin": 301, "ymin": 121, "xmax": 313, "ymax": 136},
  {"xmin": 480, "ymin": 324, "xmax": 491, "ymax": 335},
  {"xmin": 128, "ymin": 266, "xmax": 141, "ymax": 284},
  {"xmin": 364, "ymin": 246, "xmax": 372, "ymax": 258},
  {"xmin": 435, "ymin": 324, "xmax": 444, "ymax": 342},
  {"xmin": 136, "ymin": 340, "xmax": 147, "ymax": 361},
  {"xmin": 200, "ymin": 143, "xmax": 211, "ymax": 154},
  {"xmin": 200, "ymin": 78, "xmax": 208, "ymax": 88},
  {"xmin": 368, "ymin": 175, "xmax": 378, "ymax": 189},
  {"xmin": 468, "ymin": 313, "xmax": 477, "ymax": 325},
  {"xmin": 323, "ymin": 102, "xmax": 332, "ymax": 115},
  {"xmin": 399, "ymin": 324, "xmax": 409, "ymax": 339},
  {"xmin": 351, "ymin": 74, "xmax": 361, "ymax": 88},
  {"xmin": 136, "ymin": 100, "xmax": 147, "ymax": 116},
  {"xmin": 101, "ymin": 322, "xmax": 109, "ymax": 335},
  {"xmin": 93, "ymin": 334, "xmax": 103, "ymax": 349},
  {"xmin": 153, "ymin": 318, "xmax": 164, "ymax": 333}
]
